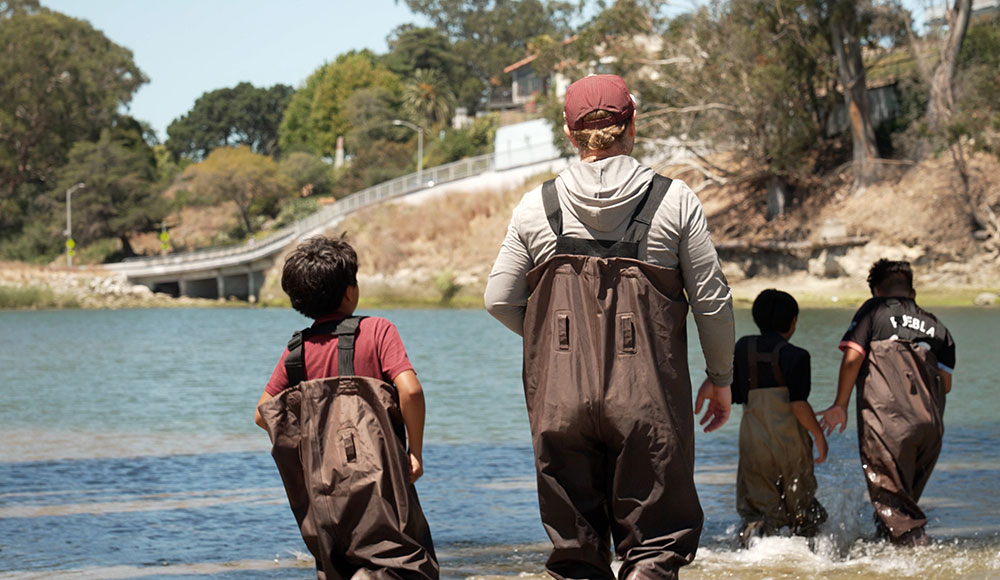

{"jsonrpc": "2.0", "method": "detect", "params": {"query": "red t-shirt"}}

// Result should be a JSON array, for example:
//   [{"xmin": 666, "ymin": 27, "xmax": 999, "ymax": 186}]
[{"xmin": 265, "ymin": 315, "xmax": 414, "ymax": 396}]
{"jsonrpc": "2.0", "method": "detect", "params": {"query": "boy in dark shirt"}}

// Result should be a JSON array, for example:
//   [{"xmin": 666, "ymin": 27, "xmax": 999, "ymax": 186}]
[
  {"xmin": 733, "ymin": 289, "xmax": 828, "ymax": 546},
  {"xmin": 818, "ymin": 259, "xmax": 955, "ymax": 546},
  {"xmin": 254, "ymin": 236, "xmax": 438, "ymax": 579}
]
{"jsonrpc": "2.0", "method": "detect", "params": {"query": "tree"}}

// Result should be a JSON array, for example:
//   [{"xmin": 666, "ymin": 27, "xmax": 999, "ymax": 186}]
[
  {"xmin": 0, "ymin": 0, "xmax": 39, "ymax": 19},
  {"xmin": 402, "ymin": 0, "xmax": 575, "ymax": 110},
  {"xmin": 619, "ymin": 0, "xmax": 837, "ymax": 218},
  {"xmin": 926, "ymin": 0, "xmax": 972, "ymax": 133},
  {"xmin": 182, "ymin": 146, "xmax": 293, "ymax": 235},
  {"xmin": 279, "ymin": 51, "xmax": 402, "ymax": 158},
  {"xmin": 279, "ymin": 151, "xmax": 332, "ymax": 197},
  {"xmin": 165, "ymin": 82, "xmax": 294, "ymax": 161},
  {"xmin": 803, "ymin": 0, "xmax": 908, "ymax": 189},
  {"xmin": 52, "ymin": 130, "xmax": 167, "ymax": 259},
  {"xmin": 402, "ymin": 69, "xmax": 457, "ymax": 129},
  {"xmin": 0, "ymin": 7, "xmax": 146, "ymax": 242}
]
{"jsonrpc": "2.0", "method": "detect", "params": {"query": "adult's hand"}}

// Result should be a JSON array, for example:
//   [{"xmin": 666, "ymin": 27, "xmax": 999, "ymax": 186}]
[
  {"xmin": 817, "ymin": 404, "xmax": 848, "ymax": 436},
  {"xmin": 695, "ymin": 378, "xmax": 731, "ymax": 433}
]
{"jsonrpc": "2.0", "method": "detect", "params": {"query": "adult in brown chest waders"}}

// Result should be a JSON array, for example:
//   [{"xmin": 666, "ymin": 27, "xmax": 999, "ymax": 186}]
[
  {"xmin": 736, "ymin": 338, "xmax": 826, "ymax": 540},
  {"xmin": 485, "ymin": 74, "xmax": 735, "ymax": 580},
  {"xmin": 522, "ymin": 176, "xmax": 705, "ymax": 580},
  {"xmin": 258, "ymin": 317, "xmax": 439, "ymax": 580}
]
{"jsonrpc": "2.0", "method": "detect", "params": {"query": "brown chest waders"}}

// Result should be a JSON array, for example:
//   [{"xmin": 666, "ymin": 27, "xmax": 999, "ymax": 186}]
[
  {"xmin": 857, "ymin": 329, "xmax": 946, "ymax": 541},
  {"xmin": 523, "ymin": 176, "xmax": 702, "ymax": 580},
  {"xmin": 736, "ymin": 339, "xmax": 825, "ymax": 541},
  {"xmin": 258, "ymin": 317, "xmax": 439, "ymax": 580}
]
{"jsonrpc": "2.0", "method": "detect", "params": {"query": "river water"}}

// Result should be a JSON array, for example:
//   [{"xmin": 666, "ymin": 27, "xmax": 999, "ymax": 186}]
[{"xmin": 0, "ymin": 307, "xmax": 997, "ymax": 579}]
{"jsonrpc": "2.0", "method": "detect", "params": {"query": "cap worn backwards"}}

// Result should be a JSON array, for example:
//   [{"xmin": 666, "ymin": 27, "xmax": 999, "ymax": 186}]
[{"xmin": 563, "ymin": 74, "xmax": 635, "ymax": 131}]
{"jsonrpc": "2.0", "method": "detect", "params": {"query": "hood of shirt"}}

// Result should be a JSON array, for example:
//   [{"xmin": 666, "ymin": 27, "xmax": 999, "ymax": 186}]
[{"xmin": 555, "ymin": 155, "xmax": 656, "ymax": 233}]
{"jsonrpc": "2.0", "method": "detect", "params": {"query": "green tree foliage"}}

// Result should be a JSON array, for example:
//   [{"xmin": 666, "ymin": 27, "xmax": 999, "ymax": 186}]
[
  {"xmin": 426, "ymin": 114, "xmax": 498, "ymax": 166},
  {"xmin": 384, "ymin": 25, "xmax": 481, "ymax": 113},
  {"xmin": 402, "ymin": 68, "xmax": 457, "ymax": 129},
  {"xmin": 278, "ymin": 151, "xmax": 332, "ymax": 197},
  {"xmin": 182, "ymin": 147, "xmax": 294, "ymax": 235},
  {"xmin": 0, "ymin": 7, "xmax": 146, "ymax": 242},
  {"xmin": 165, "ymin": 82, "xmax": 293, "ymax": 161},
  {"xmin": 52, "ymin": 130, "xmax": 167, "ymax": 259},
  {"xmin": 332, "ymin": 141, "xmax": 415, "ymax": 197},
  {"xmin": 402, "ymin": 0, "xmax": 575, "ymax": 110},
  {"xmin": 954, "ymin": 19, "xmax": 999, "ymax": 156},
  {"xmin": 0, "ymin": 0, "xmax": 40, "ymax": 19},
  {"xmin": 279, "ymin": 51, "xmax": 402, "ymax": 158}
]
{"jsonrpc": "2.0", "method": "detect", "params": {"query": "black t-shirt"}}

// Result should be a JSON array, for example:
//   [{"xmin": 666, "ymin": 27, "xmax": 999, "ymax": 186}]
[
  {"xmin": 732, "ymin": 332, "xmax": 811, "ymax": 405},
  {"xmin": 840, "ymin": 297, "xmax": 956, "ymax": 373}
]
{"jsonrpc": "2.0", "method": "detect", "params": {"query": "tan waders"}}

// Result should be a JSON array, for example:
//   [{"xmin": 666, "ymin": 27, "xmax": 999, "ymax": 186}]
[
  {"xmin": 258, "ymin": 317, "xmax": 439, "ymax": 580},
  {"xmin": 522, "ymin": 176, "xmax": 702, "ymax": 580},
  {"xmin": 736, "ymin": 339, "xmax": 825, "ymax": 545},
  {"xmin": 857, "ymin": 338, "xmax": 946, "ymax": 544}
]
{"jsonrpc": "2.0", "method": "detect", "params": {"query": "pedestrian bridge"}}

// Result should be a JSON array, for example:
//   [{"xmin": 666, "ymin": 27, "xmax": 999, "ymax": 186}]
[{"xmin": 104, "ymin": 148, "xmax": 568, "ymax": 301}]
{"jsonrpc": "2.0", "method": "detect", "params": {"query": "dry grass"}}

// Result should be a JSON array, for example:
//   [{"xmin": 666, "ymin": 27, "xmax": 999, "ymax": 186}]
[{"xmin": 335, "ymin": 173, "xmax": 554, "ymax": 304}]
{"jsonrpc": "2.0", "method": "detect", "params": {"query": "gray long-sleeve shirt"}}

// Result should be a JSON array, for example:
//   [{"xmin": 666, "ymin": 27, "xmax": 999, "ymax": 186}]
[{"xmin": 484, "ymin": 155, "xmax": 735, "ymax": 386}]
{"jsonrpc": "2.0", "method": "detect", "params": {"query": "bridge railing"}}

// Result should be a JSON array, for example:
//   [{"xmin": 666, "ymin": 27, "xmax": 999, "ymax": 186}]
[{"xmin": 114, "ymin": 143, "xmax": 557, "ymax": 269}]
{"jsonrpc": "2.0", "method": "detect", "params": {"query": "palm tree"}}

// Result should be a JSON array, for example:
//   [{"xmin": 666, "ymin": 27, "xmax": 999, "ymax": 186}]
[{"xmin": 402, "ymin": 69, "xmax": 456, "ymax": 130}]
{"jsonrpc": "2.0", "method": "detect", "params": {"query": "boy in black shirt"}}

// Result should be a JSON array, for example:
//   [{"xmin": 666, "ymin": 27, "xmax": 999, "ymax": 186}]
[
  {"xmin": 733, "ymin": 289, "xmax": 828, "ymax": 546},
  {"xmin": 818, "ymin": 259, "xmax": 955, "ymax": 546}
]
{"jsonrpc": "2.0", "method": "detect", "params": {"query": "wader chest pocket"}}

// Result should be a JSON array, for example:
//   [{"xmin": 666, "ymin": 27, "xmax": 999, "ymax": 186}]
[
  {"xmin": 618, "ymin": 314, "xmax": 636, "ymax": 354},
  {"xmin": 556, "ymin": 311, "xmax": 570, "ymax": 351},
  {"xmin": 343, "ymin": 431, "xmax": 357, "ymax": 463}
]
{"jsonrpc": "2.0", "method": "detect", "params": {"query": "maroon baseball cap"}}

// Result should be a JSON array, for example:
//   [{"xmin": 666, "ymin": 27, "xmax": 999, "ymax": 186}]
[{"xmin": 563, "ymin": 74, "xmax": 635, "ymax": 131}]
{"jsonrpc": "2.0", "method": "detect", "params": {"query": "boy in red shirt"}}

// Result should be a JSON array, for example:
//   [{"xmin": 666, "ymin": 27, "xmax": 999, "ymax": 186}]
[{"xmin": 254, "ymin": 235, "xmax": 438, "ymax": 579}]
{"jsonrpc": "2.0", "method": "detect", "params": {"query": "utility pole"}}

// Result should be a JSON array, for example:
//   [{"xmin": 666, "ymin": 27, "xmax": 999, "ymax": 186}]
[{"xmin": 64, "ymin": 182, "xmax": 85, "ymax": 266}]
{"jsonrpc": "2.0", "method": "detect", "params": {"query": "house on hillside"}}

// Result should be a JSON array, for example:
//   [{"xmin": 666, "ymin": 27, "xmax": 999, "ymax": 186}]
[{"xmin": 493, "ymin": 35, "xmax": 663, "ymax": 113}]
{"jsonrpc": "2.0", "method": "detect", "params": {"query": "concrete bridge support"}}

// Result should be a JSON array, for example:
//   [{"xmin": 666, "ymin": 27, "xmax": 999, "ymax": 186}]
[{"xmin": 140, "ymin": 261, "xmax": 271, "ymax": 301}]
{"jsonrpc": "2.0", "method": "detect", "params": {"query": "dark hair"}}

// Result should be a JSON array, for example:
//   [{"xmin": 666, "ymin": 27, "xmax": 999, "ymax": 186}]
[
  {"xmin": 867, "ymin": 258, "xmax": 913, "ymax": 295},
  {"xmin": 752, "ymin": 289, "xmax": 799, "ymax": 333},
  {"xmin": 281, "ymin": 235, "xmax": 358, "ymax": 319}
]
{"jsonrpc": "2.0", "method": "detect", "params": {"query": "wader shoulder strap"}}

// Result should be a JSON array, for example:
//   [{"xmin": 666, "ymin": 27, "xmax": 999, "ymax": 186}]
[
  {"xmin": 622, "ymin": 174, "xmax": 672, "ymax": 245},
  {"xmin": 747, "ymin": 337, "xmax": 788, "ymax": 389},
  {"xmin": 540, "ymin": 174, "xmax": 673, "ymax": 243},
  {"xmin": 333, "ymin": 316, "xmax": 361, "ymax": 376},
  {"xmin": 284, "ymin": 316, "xmax": 365, "ymax": 385},
  {"xmin": 541, "ymin": 179, "xmax": 563, "ymax": 236}
]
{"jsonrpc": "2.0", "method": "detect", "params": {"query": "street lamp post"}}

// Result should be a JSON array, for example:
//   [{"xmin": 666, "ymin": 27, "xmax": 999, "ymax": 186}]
[
  {"xmin": 392, "ymin": 119, "xmax": 423, "ymax": 186},
  {"xmin": 64, "ymin": 182, "xmax": 85, "ymax": 266}
]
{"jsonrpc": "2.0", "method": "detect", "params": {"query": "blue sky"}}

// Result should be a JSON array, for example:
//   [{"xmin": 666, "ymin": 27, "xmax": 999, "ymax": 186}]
[{"xmin": 43, "ymin": 0, "xmax": 429, "ymax": 140}]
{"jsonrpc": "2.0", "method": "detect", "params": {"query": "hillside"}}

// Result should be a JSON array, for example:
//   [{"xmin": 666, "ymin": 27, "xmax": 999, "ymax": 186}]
[
  {"xmin": 3, "ymin": 153, "xmax": 998, "ymax": 310},
  {"xmin": 255, "ymin": 152, "xmax": 1000, "ymax": 309}
]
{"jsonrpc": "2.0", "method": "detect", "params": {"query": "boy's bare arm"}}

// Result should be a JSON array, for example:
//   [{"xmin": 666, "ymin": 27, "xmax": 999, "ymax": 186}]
[
  {"xmin": 393, "ymin": 370, "xmax": 426, "ymax": 483},
  {"xmin": 791, "ymin": 400, "xmax": 828, "ymax": 463},
  {"xmin": 817, "ymin": 348, "xmax": 864, "ymax": 435},
  {"xmin": 254, "ymin": 391, "xmax": 273, "ymax": 430}
]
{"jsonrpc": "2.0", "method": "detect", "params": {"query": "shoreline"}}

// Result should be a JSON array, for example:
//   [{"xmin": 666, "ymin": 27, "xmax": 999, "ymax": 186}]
[{"xmin": 2, "ymin": 262, "xmax": 996, "ymax": 311}]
